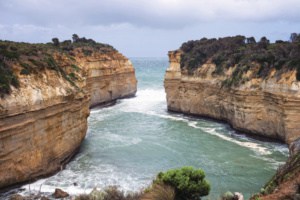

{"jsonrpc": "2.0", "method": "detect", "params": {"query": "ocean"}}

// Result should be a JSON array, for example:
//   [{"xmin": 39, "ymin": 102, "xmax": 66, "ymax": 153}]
[{"xmin": 15, "ymin": 58, "xmax": 288, "ymax": 199}]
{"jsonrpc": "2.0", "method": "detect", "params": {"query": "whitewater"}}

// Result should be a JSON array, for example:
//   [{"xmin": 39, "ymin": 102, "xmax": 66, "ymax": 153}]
[{"xmin": 13, "ymin": 58, "xmax": 288, "ymax": 199}]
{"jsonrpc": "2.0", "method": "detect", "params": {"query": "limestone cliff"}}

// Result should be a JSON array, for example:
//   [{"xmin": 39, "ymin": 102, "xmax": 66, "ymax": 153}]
[
  {"xmin": 251, "ymin": 139, "xmax": 300, "ymax": 200},
  {"xmin": 78, "ymin": 51, "xmax": 137, "ymax": 107},
  {"xmin": 164, "ymin": 43, "xmax": 300, "ymax": 144},
  {"xmin": 0, "ymin": 38, "xmax": 137, "ymax": 188}
]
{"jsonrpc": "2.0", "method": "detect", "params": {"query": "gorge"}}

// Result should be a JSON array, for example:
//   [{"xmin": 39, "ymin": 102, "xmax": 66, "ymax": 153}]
[
  {"xmin": 2, "ymin": 58, "xmax": 288, "ymax": 200},
  {"xmin": 0, "ymin": 37, "xmax": 137, "ymax": 189},
  {"xmin": 0, "ymin": 35, "xmax": 298, "ymax": 200}
]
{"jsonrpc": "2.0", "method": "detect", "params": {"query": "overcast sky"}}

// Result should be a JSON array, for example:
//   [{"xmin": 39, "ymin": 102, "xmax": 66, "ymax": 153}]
[{"xmin": 1, "ymin": 0, "xmax": 300, "ymax": 57}]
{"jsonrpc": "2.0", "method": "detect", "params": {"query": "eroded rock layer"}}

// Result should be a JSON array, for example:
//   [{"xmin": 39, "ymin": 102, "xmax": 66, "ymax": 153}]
[
  {"xmin": 0, "ymin": 44, "xmax": 137, "ymax": 188},
  {"xmin": 164, "ymin": 51, "xmax": 300, "ymax": 144},
  {"xmin": 81, "ymin": 52, "xmax": 137, "ymax": 107}
]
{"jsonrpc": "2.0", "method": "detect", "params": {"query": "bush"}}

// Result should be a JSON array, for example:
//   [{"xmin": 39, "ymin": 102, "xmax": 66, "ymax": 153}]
[
  {"xmin": 221, "ymin": 191, "xmax": 234, "ymax": 200},
  {"xmin": 154, "ymin": 166, "xmax": 210, "ymax": 200},
  {"xmin": 0, "ymin": 49, "xmax": 20, "ymax": 60},
  {"xmin": 82, "ymin": 49, "xmax": 93, "ymax": 56},
  {"xmin": 103, "ymin": 186, "xmax": 141, "ymax": 200},
  {"xmin": 52, "ymin": 38, "xmax": 60, "ymax": 46},
  {"xmin": 0, "ymin": 61, "xmax": 19, "ymax": 96},
  {"xmin": 20, "ymin": 68, "xmax": 30, "ymax": 75},
  {"xmin": 68, "ymin": 72, "xmax": 77, "ymax": 80},
  {"xmin": 75, "ymin": 187, "xmax": 141, "ymax": 200},
  {"xmin": 179, "ymin": 34, "xmax": 300, "ymax": 85},
  {"xmin": 297, "ymin": 68, "xmax": 300, "ymax": 81},
  {"xmin": 142, "ymin": 184, "xmax": 175, "ymax": 200}
]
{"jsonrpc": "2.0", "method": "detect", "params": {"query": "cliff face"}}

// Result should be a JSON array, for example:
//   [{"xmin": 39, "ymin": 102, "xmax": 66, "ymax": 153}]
[
  {"xmin": 164, "ymin": 51, "xmax": 300, "ymax": 144},
  {"xmin": 79, "ymin": 51, "xmax": 137, "ymax": 107},
  {"xmin": 252, "ymin": 140, "xmax": 300, "ymax": 200},
  {"xmin": 0, "ymin": 42, "xmax": 137, "ymax": 188}
]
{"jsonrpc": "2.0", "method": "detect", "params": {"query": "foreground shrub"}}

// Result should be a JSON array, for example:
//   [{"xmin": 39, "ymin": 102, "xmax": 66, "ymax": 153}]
[
  {"xmin": 106, "ymin": 186, "xmax": 141, "ymax": 200},
  {"xmin": 154, "ymin": 166, "xmax": 210, "ymax": 200},
  {"xmin": 221, "ymin": 191, "xmax": 234, "ymax": 200},
  {"xmin": 142, "ymin": 184, "xmax": 175, "ymax": 200},
  {"xmin": 75, "ymin": 186, "xmax": 141, "ymax": 200}
]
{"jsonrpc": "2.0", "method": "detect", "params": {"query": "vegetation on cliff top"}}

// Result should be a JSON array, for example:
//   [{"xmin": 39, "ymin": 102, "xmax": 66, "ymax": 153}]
[
  {"xmin": 0, "ymin": 34, "xmax": 116, "ymax": 97},
  {"xmin": 179, "ymin": 33, "xmax": 300, "ymax": 86}
]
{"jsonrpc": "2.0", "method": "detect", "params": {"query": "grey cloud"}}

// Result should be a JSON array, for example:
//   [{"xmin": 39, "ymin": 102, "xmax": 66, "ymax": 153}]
[
  {"xmin": 1, "ymin": 0, "xmax": 300, "ymax": 57},
  {"xmin": 1, "ymin": 0, "xmax": 300, "ymax": 29}
]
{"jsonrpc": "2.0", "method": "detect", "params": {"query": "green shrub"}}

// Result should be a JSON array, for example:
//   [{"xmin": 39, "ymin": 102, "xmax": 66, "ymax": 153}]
[
  {"xmin": 179, "ymin": 34, "xmax": 300, "ymax": 83},
  {"xmin": 20, "ymin": 68, "xmax": 30, "ymax": 75},
  {"xmin": 52, "ymin": 38, "xmax": 60, "ymax": 46},
  {"xmin": 0, "ymin": 49, "xmax": 20, "ymax": 60},
  {"xmin": 28, "ymin": 58, "xmax": 45, "ymax": 69},
  {"xmin": 154, "ymin": 166, "xmax": 210, "ymax": 200},
  {"xmin": 45, "ymin": 56, "xmax": 59, "ymax": 71},
  {"xmin": 221, "ymin": 191, "xmax": 234, "ymax": 200},
  {"xmin": 82, "ymin": 49, "xmax": 92, "ymax": 56},
  {"xmin": 0, "ymin": 61, "xmax": 19, "ymax": 96},
  {"xmin": 68, "ymin": 72, "xmax": 77, "ymax": 80},
  {"xmin": 71, "ymin": 64, "xmax": 80, "ymax": 71},
  {"xmin": 297, "ymin": 68, "xmax": 300, "ymax": 81}
]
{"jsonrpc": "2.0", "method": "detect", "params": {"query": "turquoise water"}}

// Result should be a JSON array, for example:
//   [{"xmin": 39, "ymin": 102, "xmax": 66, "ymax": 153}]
[{"xmin": 20, "ymin": 58, "xmax": 288, "ymax": 199}]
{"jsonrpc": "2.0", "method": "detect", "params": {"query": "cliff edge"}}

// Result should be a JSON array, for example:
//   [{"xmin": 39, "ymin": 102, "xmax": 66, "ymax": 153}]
[
  {"xmin": 164, "ymin": 35, "xmax": 300, "ymax": 144},
  {"xmin": 0, "ymin": 36, "xmax": 137, "ymax": 188}
]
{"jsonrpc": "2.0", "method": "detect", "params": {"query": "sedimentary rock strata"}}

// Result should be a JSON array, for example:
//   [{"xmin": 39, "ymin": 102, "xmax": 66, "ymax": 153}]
[
  {"xmin": 0, "ymin": 41, "xmax": 137, "ymax": 188},
  {"xmin": 164, "ymin": 51, "xmax": 300, "ymax": 144}
]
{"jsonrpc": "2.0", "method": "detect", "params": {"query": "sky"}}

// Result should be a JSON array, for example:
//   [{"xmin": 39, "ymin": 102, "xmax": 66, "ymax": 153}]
[{"xmin": 0, "ymin": 0, "xmax": 300, "ymax": 57}]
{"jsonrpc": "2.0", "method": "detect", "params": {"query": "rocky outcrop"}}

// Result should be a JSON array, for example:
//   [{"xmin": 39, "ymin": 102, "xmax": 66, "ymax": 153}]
[
  {"xmin": 251, "ymin": 152, "xmax": 300, "ymax": 200},
  {"xmin": 0, "ymin": 44, "xmax": 137, "ymax": 188},
  {"xmin": 164, "ymin": 51, "xmax": 300, "ymax": 144},
  {"xmin": 79, "ymin": 51, "xmax": 137, "ymax": 107}
]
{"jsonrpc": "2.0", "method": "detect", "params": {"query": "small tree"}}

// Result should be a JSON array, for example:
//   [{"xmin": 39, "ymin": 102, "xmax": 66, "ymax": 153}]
[
  {"xmin": 258, "ymin": 36, "xmax": 270, "ymax": 49},
  {"xmin": 246, "ymin": 37, "xmax": 256, "ymax": 44},
  {"xmin": 72, "ymin": 34, "xmax": 79, "ymax": 43},
  {"xmin": 154, "ymin": 166, "xmax": 210, "ymax": 200},
  {"xmin": 52, "ymin": 38, "xmax": 59, "ymax": 46},
  {"xmin": 290, "ymin": 33, "xmax": 298, "ymax": 42},
  {"xmin": 290, "ymin": 33, "xmax": 300, "ymax": 43}
]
